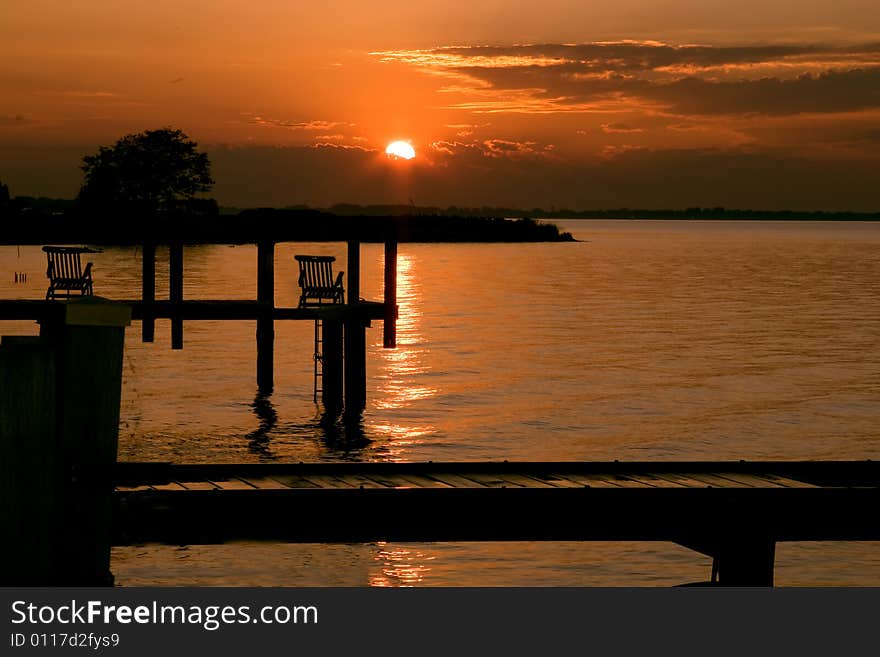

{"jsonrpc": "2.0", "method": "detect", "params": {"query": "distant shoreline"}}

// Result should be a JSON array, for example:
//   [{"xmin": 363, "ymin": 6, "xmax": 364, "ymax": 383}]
[
  {"xmin": 3, "ymin": 198, "xmax": 878, "ymax": 247},
  {"xmin": 0, "ymin": 208, "xmax": 576, "ymax": 245}
]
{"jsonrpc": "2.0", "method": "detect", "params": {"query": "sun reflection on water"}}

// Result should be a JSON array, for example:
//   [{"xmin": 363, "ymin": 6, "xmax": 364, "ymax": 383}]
[
  {"xmin": 369, "ymin": 542, "xmax": 435, "ymax": 587},
  {"xmin": 368, "ymin": 252, "xmax": 438, "ymax": 453}
]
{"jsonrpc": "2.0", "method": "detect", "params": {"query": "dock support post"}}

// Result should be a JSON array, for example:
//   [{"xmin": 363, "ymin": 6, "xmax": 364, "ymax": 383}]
[
  {"xmin": 321, "ymin": 319, "xmax": 344, "ymax": 414},
  {"xmin": 344, "ymin": 240, "xmax": 366, "ymax": 417},
  {"xmin": 347, "ymin": 239, "xmax": 360, "ymax": 303},
  {"xmin": 169, "ymin": 242, "xmax": 183, "ymax": 350},
  {"xmin": 0, "ymin": 337, "xmax": 59, "ymax": 585},
  {"xmin": 256, "ymin": 241, "xmax": 275, "ymax": 394},
  {"xmin": 383, "ymin": 239, "xmax": 397, "ymax": 348},
  {"xmin": 344, "ymin": 320, "xmax": 366, "ymax": 417},
  {"xmin": 714, "ymin": 539, "xmax": 776, "ymax": 586},
  {"xmin": 1, "ymin": 298, "xmax": 131, "ymax": 585},
  {"xmin": 141, "ymin": 242, "xmax": 155, "ymax": 343},
  {"xmin": 48, "ymin": 299, "xmax": 130, "ymax": 585}
]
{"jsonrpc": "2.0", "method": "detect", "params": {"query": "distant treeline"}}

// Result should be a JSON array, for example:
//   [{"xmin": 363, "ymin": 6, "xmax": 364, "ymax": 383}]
[
  {"xmin": 296, "ymin": 203, "xmax": 880, "ymax": 221},
  {"xmin": 0, "ymin": 198, "xmax": 574, "ymax": 245}
]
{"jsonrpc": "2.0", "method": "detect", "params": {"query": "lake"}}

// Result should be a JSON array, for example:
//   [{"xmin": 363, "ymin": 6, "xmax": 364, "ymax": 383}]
[{"xmin": 2, "ymin": 220, "xmax": 878, "ymax": 585}]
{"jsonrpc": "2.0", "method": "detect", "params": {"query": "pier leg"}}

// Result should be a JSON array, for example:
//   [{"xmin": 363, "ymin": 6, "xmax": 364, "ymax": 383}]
[
  {"xmin": 344, "ymin": 239, "xmax": 366, "ymax": 417},
  {"xmin": 169, "ymin": 242, "xmax": 183, "ymax": 350},
  {"xmin": 347, "ymin": 239, "xmax": 360, "ymax": 303},
  {"xmin": 714, "ymin": 539, "xmax": 776, "ymax": 586},
  {"xmin": 141, "ymin": 242, "xmax": 155, "ymax": 343},
  {"xmin": 344, "ymin": 319, "xmax": 367, "ymax": 418},
  {"xmin": 40, "ymin": 297, "xmax": 131, "ymax": 586},
  {"xmin": 0, "ymin": 337, "xmax": 59, "ymax": 585},
  {"xmin": 256, "ymin": 241, "xmax": 275, "ymax": 394},
  {"xmin": 321, "ymin": 319, "xmax": 343, "ymax": 414},
  {"xmin": 383, "ymin": 239, "xmax": 397, "ymax": 348}
]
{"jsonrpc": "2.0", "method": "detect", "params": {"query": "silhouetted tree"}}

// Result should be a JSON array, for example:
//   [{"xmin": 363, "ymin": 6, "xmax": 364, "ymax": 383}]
[
  {"xmin": 0, "ymin": 180, "xmax": 9, "ymax": 209},
  {"xmin": 78, "ymin": 128, "xmax": 214, "ymax": 216}
]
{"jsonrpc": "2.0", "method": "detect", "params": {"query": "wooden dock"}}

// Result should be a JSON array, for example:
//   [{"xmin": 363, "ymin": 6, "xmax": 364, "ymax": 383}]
[
  {"xmin": 0, "ymin": 238, "xmax": 400, "ymax": 415},
  {"xmin": 112, "ymin": 460, "xmax": 880, "ymax": 585}
]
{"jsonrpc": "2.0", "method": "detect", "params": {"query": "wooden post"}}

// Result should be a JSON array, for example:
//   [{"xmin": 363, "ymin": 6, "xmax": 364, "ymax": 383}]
[
  {"xmin": 714, "ymin": 539, "xmax": 776, "ymax": 586},
  {"xmin": 141, "ymin": 242, "xmax": 155, "ymax": 343},
  {"xmin": 169, "ymin": 242, "xmax": 183, "ymax": 349},
  {"xmin": 383, "ymin": 239, "xmax": 398, "ymax": 348},
  {"xmin": 0, "ymin": 337, "xmax": 59, "ymax": 585},
  {"xmin": 321, "ymin": 319, "xmax": 344, "ymax": 414},
  {"xmin": 51, "ymin": 298, "xmax": 131, "ymax": 585},
  {"xmin": 256, "ymin": 241, "xmax": 275, "ymax": 394},
  {"xmin": 22, "ymin": 296, "xmax": 131, "ymax": 586},
  {"xmin": 344, "ymin": 239, "xmax": 366, "ymax": 416},
  {"xmin": 344, "ymin": 319, "xmax": 366, "ymax": 418},
  {"xmin": 347, "ymin": 239, "xmax": 360, "ymax": 304}
]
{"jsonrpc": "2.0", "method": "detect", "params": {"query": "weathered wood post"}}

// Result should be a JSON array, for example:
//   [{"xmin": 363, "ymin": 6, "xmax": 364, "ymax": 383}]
[
  {"xmin": 321, "ymin": 319, "xmax": 344, "ymax": 414},
  {"xmin": 169, "ymin": 242, "xmax": 183, "ymax": 349},
  {"xmin": 714, "ymin": 539, "xmax": 776, "ymax": 586},
  {"xmin": 346, "ymin": 239, "xmax": 360, "ymax": 305},
  {"xmin": 256, "ymin": 241, "xmax": 275, "ymax": 394},
  {"xmin": 141, "ymin": 242, "xmax": 156, "ymax": 343},
  {"xmin": 0, "ymin": 298, "xmax": 130, "ymax": 585},
  {"xmin": 48, "ymin": 297, "xmax": 131, "ymax": 585},
  {"xmin": 383, "ymin": 239, "xmax": 398, "ymax": 349},
  {"xmin": 344, "ymin": 240, "xmax": 367, "ymax": 416},
  {"xmin": 0, "ymin": 336, "xmax": 59, "ymax": 585}
]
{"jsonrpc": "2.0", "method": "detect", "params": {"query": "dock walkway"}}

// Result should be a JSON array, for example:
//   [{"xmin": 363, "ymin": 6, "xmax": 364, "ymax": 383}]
[{"xmin": 113, "ymin": 460, "xmax": 880, "ymax": 585}]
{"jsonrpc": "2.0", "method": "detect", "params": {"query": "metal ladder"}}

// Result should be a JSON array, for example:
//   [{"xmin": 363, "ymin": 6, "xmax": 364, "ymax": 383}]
[{"xmin": 312, "ymin": 319, "xmax": 323, "ymax": 403}]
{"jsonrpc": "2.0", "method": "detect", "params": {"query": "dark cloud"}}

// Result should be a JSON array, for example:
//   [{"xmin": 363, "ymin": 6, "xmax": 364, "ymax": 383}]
[
  {"xmin": 4, "ymin": 139, "xmax": 878, "ymax": 210},
  {"xmin": 378, "ymin": 42, "xmax": 880, "ymax": 116},
  {"xmin": 649, "ymin": 68, "xmax": 880, "ymax": 115},
  {"xmin": 203, "ymin": 143, "xmax": 880, "ymax": 211}
]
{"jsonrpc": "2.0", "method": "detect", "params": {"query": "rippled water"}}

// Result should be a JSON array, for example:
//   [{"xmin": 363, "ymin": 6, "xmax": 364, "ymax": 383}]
[{"xmin": 2, "ymin": 220, "xmax": 878, "ymax": 585}]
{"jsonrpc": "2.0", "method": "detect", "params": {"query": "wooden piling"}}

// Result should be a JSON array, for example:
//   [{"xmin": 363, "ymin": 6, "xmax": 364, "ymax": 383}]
[
  {"xmin": 141, "ymin": 242, "xmax": 155, "ymax": 343},
  {"xmin": 344, "ymin": 320, "xmax": 366, "ymax": 417},
  {"xmin": 347, "ymin": 239, "xmax": 360, "ymax": 303},
  {"xmin": 169, "ymin": 243, "xmax": 183, "ymax": 349},
  {"xmin": 50, "ymin": 298, "xmax": 131, "ymax": 585},
  {"xmin": 383, "ymin": 240, "xmax": 398, "ymax": 348},
  {"xmin": 321, "ymin": 319, "xmax": 344, "ymax": 413},
  {"xmin": 714, "ymin": 539, "xmax": 776, "ymax": 586},
  {"xmin": 0, "ymin": 337, "xmax": 59, "ymax": 585},
  {"xmin": 256, "ymin": 241, "xmax": 275, "ymax": 394},
  {"xmin": 345, "ymin": 239, "xmax": 366, "ymax": 416}
]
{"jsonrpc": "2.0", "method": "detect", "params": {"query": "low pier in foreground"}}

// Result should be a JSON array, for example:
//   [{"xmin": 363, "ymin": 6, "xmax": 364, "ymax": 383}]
[{"xmin": 112, "ymin": 460, "xmax": 880, "ymax": 586}]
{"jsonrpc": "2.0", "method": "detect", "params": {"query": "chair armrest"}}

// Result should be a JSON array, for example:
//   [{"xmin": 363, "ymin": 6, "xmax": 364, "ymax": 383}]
[
  {"xmin": 334, "ymin": 271, "xmax": 344, "ymax": 288},
  {"xmin": 84, "ymin": 262, "xmax": 94, "ymax": 279}
]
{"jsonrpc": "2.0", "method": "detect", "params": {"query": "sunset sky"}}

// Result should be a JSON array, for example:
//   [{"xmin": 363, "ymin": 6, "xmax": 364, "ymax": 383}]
[{"xmin": 2, "ymin": 1, "xmax": 880, "ymax": 210}]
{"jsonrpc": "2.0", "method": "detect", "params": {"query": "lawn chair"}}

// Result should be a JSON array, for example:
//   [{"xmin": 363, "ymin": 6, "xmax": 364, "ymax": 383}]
[
  {"xmin": 294, "ymin": 255, "xmax": 344, "ymax": 307},
  {"xmin": 43, "ymin": 246, "xmax": 96, "ymax": 300}
]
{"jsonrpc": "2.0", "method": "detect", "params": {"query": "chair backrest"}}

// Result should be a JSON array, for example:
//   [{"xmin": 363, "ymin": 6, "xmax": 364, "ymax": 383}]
[
  {"xmin": 43, "ymin": 246, "xmax": 88, "ymax": 281},
  {"xmin": 295, "ymin": 255, "xmax": 337, "ymax": 289}
]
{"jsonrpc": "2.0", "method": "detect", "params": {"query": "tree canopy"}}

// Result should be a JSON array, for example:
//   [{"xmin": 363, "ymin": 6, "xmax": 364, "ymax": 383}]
[{"xmin": 78, "ymin": 128, "xmax": 214, "ymax": 215}]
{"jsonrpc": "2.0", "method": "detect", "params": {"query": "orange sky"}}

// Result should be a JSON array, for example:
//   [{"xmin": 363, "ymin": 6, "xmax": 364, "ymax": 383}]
[{"xmin": 2, "ymin": 1, "xmax": 880, "ymax": 209}]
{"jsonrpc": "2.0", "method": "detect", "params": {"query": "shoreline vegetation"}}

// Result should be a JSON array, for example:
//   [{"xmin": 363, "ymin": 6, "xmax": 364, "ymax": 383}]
[
  {"xmin": 1, "ymin": 198, "xmax": 578, "ymax": 245},
  {"xmin": 2, "ymin": 197, "xmax": 878, "ymax": 246}
]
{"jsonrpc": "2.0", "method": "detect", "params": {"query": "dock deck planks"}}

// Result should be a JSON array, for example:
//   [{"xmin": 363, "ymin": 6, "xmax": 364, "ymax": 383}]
[{"xmin": 111, "ymin": 460, "xmax": 880, "ymax": 553}]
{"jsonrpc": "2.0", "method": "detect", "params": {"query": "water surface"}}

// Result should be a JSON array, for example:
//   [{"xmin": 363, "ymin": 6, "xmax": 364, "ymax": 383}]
[{"xmin": 2, "ymin": 220, "xmax": 878, "ymax": 584}]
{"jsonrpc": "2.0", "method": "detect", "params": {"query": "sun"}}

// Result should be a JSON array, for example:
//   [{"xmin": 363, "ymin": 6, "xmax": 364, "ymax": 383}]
[{"xmin": 386, "ymin": 140, "xmax": 416, "ymax": 160}]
